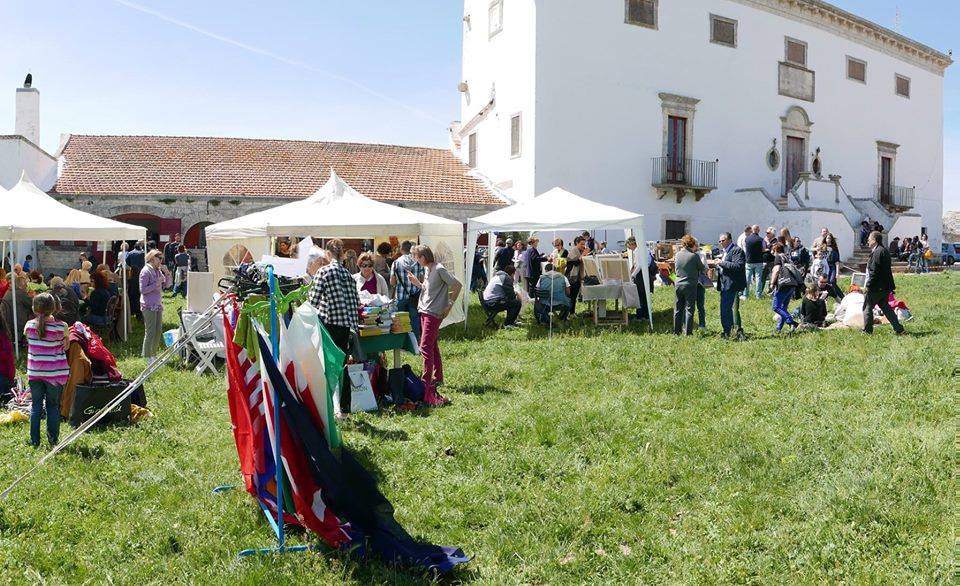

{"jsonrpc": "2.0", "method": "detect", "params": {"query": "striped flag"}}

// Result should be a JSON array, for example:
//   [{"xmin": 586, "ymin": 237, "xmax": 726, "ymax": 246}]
[{"xmin": 222, "ymin": 302, "xmax": 297, "ymax": 526}]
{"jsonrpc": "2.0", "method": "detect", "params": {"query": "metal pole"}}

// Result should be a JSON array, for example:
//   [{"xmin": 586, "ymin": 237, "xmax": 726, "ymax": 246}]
[
  {"xmin": 266, "ymin": 266, "xmax": 284, "ymax": 548},
  {"xmin": 11, "ymin": 237, "xmax": 19, "ymax": 361},
  {"xmin": 122, "ymin": 254, "xmax": 129, "ymax": 342}
]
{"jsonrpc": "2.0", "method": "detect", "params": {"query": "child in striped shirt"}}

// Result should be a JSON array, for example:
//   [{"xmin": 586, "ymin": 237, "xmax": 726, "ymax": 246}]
[{"xmin": 24, "ymin": 293, "xmax": 69, "ymax": 447}]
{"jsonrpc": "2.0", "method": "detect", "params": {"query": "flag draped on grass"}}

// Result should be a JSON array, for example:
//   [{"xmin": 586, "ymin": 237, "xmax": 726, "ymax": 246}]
[{"xmin": 255, "ymin": 328, "xmax": 470, "ymax": 573}]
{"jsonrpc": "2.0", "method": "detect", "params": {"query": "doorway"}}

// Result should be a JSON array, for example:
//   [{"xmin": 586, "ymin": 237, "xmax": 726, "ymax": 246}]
[{"xmin": 784, "ymin": 136, "xmax": 805, "ymax": 196}]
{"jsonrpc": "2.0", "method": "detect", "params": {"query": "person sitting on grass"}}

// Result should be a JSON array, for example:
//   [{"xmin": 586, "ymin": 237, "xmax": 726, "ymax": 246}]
[
  {"xmin": 816, "ymin": 275, "xmax": 844, "ymax": 303},
  {"xmin": 798, "ymin": 286, "xmax": 827, "ymax": 329},
  {"xmin": 481, "ymin": 265, "xmax": 522, "ymax": 329},
  {"xmin": 534, "ymin": 263, "xmax": 571, "ymax": 325},
  {"xmin": 81, "ymin": 270, "xmax": 115, "ymax": 327}
]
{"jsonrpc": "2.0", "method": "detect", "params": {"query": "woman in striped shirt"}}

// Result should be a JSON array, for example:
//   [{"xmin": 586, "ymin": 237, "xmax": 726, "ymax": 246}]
[{"xmin": 24, "ymin": 292, "xmax": 69, "ymax": 447}]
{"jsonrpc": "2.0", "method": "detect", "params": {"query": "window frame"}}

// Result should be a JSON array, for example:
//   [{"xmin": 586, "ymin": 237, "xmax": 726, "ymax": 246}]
[
  {"xmin": 624, "ymin": 0, "xmax": 658, "ymax": 30},
  {"xmin": 709, "ymin": 14, "xmax": 738, "ymax": 48},
  {"xmin": 895, "ymin": 74, "xmax": 911, "ymax": 99},
  {"xmin": 468, "ymin": 132, "xmax": 478, "ymax": 168},
  {"xmin": 488, "ymin": 0, "xmax": 503, "ymax": 38},
  {"xmin": 846, "ymin": 56, "xmax": 867, "ymax": 84},
  {"xmin": 509, "ymin": 113, "xmax": 522, "ymax": 158},
  {"xmin": 784, "ymin": 36, "xmax": 808, "ymax": 68}
]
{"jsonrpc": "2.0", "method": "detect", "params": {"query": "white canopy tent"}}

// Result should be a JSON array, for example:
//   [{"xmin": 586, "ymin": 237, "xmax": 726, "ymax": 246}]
[
  {"xmin": 1, "ymin": 171, "xmax": 146, "ymax": 356},
  {"xmin": 465, "ymin": 187, "xmax": 654, "ymax": 328},
  {"xmin": 205, "ymin": 170, "xmax": 467, "ymax": 325}
]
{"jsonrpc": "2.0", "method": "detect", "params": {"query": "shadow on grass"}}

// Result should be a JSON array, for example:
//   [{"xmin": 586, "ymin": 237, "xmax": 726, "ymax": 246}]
[
  {"xmin": 62, "ymin": 444, "xmax": 106, "ymax": 460},
  {"xmin": 457, "ymin": 384, "xmax": 510, "ymax": 396},
  {"xmin": 345, "ymin": 419, "xmax": 409, "ymax": 442}
]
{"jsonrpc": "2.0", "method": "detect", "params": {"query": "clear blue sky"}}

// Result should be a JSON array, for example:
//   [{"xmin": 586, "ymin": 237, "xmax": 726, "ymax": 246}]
[{"xmin": 0, "ymin": 0, "xmax": 956, "ymax": 209}]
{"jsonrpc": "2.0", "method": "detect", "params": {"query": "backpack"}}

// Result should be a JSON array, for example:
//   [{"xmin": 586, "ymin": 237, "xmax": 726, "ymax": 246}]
[{"xmin": 777, "ymin": 260, "xmax": 803, "ymax": 289}]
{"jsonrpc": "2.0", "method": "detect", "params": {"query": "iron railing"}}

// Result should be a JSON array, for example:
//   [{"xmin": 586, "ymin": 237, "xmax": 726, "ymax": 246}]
[
  {"xmin": 652, "ymin": 157, "xmax": 718, "ymax": 190},
  {"xmin": 875, "ymin": 184, "xmax": 915, "ymax": 209}
]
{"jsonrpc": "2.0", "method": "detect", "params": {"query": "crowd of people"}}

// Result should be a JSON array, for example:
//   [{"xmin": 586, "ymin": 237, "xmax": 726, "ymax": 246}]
[
  {"xmin": 672, "ymin": 225, "xmax": 906, "ymax": 337},
  {"xmin": 303, "ymin": 239, "xmax": 461, "ymax": 413}
]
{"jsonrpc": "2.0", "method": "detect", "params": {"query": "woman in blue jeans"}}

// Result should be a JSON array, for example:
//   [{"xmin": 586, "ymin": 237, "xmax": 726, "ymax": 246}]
[{"xmin": 767, "ymin": 244, "xmax": 798, "ymax": 333}]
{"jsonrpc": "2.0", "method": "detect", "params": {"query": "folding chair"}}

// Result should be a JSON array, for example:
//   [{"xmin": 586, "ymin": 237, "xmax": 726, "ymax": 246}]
[{"xmin": 179, "ymin": 309, "xmax": 225, "ymax": 375}]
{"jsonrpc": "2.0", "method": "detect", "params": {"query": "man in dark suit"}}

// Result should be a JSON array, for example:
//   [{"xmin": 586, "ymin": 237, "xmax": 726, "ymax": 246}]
[
  {"xmin": 714, "ymin": 232, "xmax": 746, "ymax": 339},
  {"xmin": 863, "ymin": 231, "xmax": 904, "ymax": 335}
]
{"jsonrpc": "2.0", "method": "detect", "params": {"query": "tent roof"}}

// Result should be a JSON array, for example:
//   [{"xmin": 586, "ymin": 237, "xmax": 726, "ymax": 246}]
[
  {"xmin": 0, "ymin": 171, "xmax": 146, "ymax": 241},
  {"xmin": 205, "ymin": 170, "xmax": 463, "ymax": 240},
  {"xmin": 468, "ymin": 187, "xmax": 644, "ymax": 233}
]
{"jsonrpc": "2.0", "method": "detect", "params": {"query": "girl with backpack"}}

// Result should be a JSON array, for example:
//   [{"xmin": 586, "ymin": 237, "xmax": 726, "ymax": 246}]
[{"xmin": 767, "ymin": 243, "xmax": 799, "ymax": 333}]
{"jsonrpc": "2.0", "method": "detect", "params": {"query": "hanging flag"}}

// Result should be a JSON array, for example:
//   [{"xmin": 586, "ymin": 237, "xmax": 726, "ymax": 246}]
[
  {"xmin": 265, "ymin": 317, "xmax": 351, "ymax": 547},
  {"xmin": 222, "ymin": 303, "xmax": 297, "ymax": 526},
  {"xmin": 283, "ymin": 303, "xmax": 341, "ymax": 451},
  {"xmin": 256, "ymin": 330, "xmax": 470, "ymax": 573}
]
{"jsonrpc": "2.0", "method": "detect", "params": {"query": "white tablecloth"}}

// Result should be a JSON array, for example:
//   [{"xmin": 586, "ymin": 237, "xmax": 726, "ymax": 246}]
[{"xmin": 581, "ymin": 283, "xmax": 640, "ymax": 308}]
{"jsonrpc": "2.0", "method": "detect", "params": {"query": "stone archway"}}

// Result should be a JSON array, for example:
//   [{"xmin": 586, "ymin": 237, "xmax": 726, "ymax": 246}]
[{"xmin": 780, "ymin": 106, "xmax": 813, "ymax": 196}]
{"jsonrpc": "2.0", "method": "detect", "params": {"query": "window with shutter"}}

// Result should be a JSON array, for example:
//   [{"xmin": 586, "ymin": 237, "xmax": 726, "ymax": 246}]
[
  {"xmin": 510, "ymin": 114, "xmax": 521, "ymax": 158},
  {"xmin": 895, "ymin": 74, "xmax": 910, "ymax": 98},
  {"xmin": 846, "ymin": 57, "xmax": 866, "ymax": 82},
  {"xmin": 710, "ymin": 15, "xmax": 737, "ymax": 48},
  {"xmin": 785, "ymin": 37, "xmax": 807, "ymax": 67},
  {"xmin": 468, "ymin": 133, "xmax": 478, "ymax": 168},
  {"xmin": 625, "ymin": 0, "xmax": 657, "ymax": 29},
  {"xmin": 488, "ymin": 0, "xmax": 503, "ymax": 37}
]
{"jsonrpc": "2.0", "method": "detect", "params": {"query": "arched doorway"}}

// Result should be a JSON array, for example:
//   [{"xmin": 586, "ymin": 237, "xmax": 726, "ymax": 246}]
[
  {"xmin": 184, "ymin": 221, "xmax": 213, "ymax": 249},
  {"xmin": 780, "ymin": 106, "xmax": 813, "ymax": 197},
  {"xmin": 113, "ymin": 213, "xmax": 162, "ymax": 245}
]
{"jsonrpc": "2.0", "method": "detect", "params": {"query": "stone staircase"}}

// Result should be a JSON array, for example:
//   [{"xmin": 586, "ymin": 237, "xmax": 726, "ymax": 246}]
[{"xmin": 845, "ymin": 244, "xmax": 943, "ymax": 274}]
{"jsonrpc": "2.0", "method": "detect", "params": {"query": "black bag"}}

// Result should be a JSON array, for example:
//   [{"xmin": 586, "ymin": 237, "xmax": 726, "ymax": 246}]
[
  {"xmin": 777, "ymin": 261, "xmax": 803, "ymax": 289},
  {"xmin": 69, "ymin": 381, "xmax": 134, "ymax": 427}
]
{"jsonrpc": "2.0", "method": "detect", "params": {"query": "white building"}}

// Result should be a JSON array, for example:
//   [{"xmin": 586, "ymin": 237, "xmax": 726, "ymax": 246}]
[{"xmin": 453, "ymin": 0, "xmax": 952, "ymax": 257}]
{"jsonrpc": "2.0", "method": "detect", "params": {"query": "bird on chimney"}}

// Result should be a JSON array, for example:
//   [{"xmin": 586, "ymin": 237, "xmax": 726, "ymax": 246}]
[{"xmin": 23, "ymin": 73, "xmax": 32, "ymax": 88}]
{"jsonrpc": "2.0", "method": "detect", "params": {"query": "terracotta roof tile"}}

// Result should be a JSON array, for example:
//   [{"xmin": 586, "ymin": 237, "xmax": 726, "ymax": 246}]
[{"xmin": 53, "ymin": 135, "xmax": 503, "ymax": 207}]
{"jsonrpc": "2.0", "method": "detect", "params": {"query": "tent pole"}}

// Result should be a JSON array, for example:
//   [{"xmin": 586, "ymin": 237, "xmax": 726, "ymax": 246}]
[
  {"xmin": 12, "ymin": 249, "xmax": 19, "ymax": 361},
  {"xmin": 122, "ymin": 255, "xmax": 129, "ymax": 342}
]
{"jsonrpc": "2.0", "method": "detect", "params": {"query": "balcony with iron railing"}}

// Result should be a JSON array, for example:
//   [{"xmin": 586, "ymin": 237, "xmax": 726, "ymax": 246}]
[
  {"xmin": 651, "ymin": 157, "xmax": 718, "ymax": 202},
  {"xmin": 875, "ymin": 183, "xmax": 915, "ymax": 210}
]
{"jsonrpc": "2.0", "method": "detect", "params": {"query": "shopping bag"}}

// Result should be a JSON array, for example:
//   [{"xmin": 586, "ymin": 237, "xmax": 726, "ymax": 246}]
[
  {"xmin": 69, "ymin": 381, "xmax": 132, "ymax": 427},
  {"xmin": 346, "ymin": 364, "xmax": 379, "ymax": 412}
]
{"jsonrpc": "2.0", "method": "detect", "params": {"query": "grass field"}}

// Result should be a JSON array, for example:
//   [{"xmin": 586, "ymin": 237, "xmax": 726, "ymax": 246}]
[{"xmin": 0, "ymin": 273, "xmax": 956, "ymax": 584}]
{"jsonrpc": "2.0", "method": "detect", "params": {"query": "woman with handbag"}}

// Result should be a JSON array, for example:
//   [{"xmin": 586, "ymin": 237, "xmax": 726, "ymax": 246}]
[{"xmin": 767, "ymin": 243, "xmax": 799, "ymax": 334}]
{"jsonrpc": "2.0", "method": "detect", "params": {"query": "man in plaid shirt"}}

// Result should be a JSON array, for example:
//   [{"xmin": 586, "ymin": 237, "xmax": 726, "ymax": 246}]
[
  {"xmin": 389, "ymin": 240, "xmax": 424, "ymax": 340},
  {"xmin": 307, "ymin": 239, "xmax": 360, "ymax": 413}
]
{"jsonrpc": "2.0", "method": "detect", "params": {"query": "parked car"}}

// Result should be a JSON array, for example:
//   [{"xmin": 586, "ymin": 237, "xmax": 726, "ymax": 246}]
[{"xmin": 941, "ymin": 242, "xmax": 959, "ymax": 266}]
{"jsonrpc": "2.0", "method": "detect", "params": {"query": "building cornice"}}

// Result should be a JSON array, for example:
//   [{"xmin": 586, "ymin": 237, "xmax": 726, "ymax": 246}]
[{"xmin": 729, "ymin": 0, "xmax": 952, "ymax": 76}]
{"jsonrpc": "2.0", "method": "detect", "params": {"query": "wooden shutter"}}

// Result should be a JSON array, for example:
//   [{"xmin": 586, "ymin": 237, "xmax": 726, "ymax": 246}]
[
  {"xmin": 626, "ymin": 0, "xmax": 656, "ymax": 27},
  {"xmin": 896, "ymin": 75, "xmax": 910, "ymax": 98},
  {"xmin": 786, "ymin": 38, "xmax": 807, "ymax": 67},
  {"xmin": 468, "ymin": 133, "xmax": 477, "ymax": 168},
  {"xmin": 711, "ymin": 16, "xmax": 736, "ymax": 47},
  {"xmin": 847, "ymin": 58, "xmax": 866, "ymax": 82},
  {"xmin": 510, "ymin": 115, "xmax": 521, "ymax": 157}
]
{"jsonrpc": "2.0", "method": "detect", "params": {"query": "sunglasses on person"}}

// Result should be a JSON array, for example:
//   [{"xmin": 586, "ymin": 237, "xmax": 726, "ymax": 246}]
[{"xmin": 359, "ymin": 263, "xmax": 373, "ymax": 268}]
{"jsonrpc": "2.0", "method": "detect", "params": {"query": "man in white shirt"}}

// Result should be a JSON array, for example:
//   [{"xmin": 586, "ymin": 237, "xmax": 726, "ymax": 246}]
[{"xmin": 736, "ymin": 225, "xmax": 751, "ymax": 252}]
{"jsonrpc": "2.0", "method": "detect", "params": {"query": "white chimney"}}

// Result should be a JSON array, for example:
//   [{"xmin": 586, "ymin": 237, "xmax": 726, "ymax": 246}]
[{"xmin": 16, "ymin": 80, "xmax": 40, "ymax": 146}]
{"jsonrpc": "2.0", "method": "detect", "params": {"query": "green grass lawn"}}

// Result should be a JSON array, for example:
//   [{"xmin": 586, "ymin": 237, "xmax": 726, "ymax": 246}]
[{"xmin": 0, "ymin": 273, "xmax": 956, "ymax": 584}]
